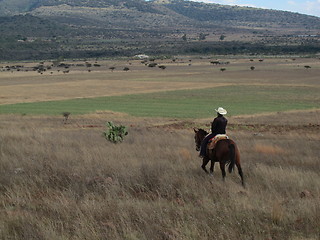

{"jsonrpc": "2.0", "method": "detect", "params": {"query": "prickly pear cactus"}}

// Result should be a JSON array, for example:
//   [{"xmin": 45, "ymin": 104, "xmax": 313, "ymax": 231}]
[{"xmin": 103, "ymin": 121, "xmax": 128, "ymax": 143}]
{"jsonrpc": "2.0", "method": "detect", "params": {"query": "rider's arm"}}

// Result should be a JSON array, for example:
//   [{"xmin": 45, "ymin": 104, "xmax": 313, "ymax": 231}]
[{"xmin": 211, "ymin": 118, "xmax": 218, "ymax": 133}]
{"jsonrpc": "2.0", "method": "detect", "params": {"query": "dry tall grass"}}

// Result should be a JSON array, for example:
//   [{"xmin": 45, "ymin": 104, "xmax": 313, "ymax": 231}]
[{"xmin": 0, "ymin": 113, "xmax": 319, "ymax": 240}]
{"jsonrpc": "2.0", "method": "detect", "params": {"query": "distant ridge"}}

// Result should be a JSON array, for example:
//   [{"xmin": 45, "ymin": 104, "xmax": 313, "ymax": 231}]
[{"xmin": 0, "ymin": 0, "xmax": 319, "ymax": 60}]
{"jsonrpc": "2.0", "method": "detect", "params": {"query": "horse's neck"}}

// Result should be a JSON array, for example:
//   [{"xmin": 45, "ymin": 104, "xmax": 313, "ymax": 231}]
[{"xmin": 199, "ymin": 130, "xmax": 208, "ymax": 141}]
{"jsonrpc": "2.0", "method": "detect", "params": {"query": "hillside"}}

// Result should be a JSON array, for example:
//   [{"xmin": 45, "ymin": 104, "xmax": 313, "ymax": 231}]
[{"xmin": 0, "ymin": 0, "xmax": 320, "ymax": 60}]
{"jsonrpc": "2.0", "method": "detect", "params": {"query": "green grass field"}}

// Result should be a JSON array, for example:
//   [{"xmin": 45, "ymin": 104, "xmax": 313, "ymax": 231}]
[{"xmin": 0, "ymin": 85, "xmax": 319, "ymax": 118}]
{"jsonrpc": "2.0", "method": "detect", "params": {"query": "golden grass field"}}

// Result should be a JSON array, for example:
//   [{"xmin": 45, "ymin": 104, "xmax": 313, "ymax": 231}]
[{"xmin": 0, "ymin": 57, "xmax": 319, "ymax": 239}]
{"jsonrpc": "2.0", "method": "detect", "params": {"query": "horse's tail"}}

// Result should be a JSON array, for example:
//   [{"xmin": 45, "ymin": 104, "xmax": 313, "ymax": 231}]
[{"xmin": 228, "ymin": 142, "xmax": 235, "ymax": 173}]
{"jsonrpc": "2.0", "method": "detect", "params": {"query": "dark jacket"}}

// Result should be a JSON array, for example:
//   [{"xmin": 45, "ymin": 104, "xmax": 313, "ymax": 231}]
[{"xmin": 211, "ymin": 115, "xmax": 227, "ymax": 136}]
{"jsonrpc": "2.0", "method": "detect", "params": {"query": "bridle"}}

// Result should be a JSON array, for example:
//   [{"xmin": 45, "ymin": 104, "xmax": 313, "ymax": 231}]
[{"xmin": 194, "ymin": 128, "xmax": 207, "ymax": 151}]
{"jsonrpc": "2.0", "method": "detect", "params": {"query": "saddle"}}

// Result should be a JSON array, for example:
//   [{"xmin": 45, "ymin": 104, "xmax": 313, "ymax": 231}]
[{"xmin": 208, "ymin": 134, "xmax": 229, "ymax": 149}]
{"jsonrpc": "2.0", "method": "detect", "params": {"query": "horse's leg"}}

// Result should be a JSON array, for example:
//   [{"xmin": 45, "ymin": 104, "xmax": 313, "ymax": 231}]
[
  {"xmin": 209, "ymin": 149, "xmax": 215, "ymax": 174},
  {"xmin": 234, "ymin": 150, "xmax": 245, "ymax": 187},
  {"xmin": 201, "ymin": 157, "xmax": 210, "ymax": 174},
  {"xmin": 219, "ymin": 162, "xmax": 226, "ymax": 181},
  {"xmin": 236, "ymin": 161, "xmax": 245, "ymax": 187},
  {"xmin": 210, "ymin": 161, "xmax": 215, "ymax": 175}
]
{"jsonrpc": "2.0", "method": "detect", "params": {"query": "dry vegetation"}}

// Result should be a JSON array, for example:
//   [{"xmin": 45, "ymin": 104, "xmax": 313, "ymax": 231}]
[
  {"xmin": 0, "ymin": 57, "xmax": 320, "ymax": 239},
  {"xmin": 0, "ymin": 110, "xmax": 319, "ymax": 239}
]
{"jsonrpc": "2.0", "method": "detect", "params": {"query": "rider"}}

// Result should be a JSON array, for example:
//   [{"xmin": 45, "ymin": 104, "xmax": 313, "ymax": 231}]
[{"xmin": 199, "ymin": 107, "xmax": 228, "ymax": 158}]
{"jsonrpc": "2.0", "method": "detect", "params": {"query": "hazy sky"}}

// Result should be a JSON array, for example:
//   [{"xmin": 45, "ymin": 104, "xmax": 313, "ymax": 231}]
[{"xmin": 191, "ymin": 0, "xmax": 320, "ymax": 17}]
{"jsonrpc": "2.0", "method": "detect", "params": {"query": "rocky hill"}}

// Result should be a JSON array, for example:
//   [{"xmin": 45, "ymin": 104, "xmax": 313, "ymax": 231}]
[{"xmin": 0, "ymin": 0, "xmax": 319, "ymax": 60}]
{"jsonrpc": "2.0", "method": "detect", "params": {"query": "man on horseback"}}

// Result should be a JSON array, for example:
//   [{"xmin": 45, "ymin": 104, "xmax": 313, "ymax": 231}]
[{"xmin": 199, "ymin": 107, "xmax": 228, "ymax": 158}]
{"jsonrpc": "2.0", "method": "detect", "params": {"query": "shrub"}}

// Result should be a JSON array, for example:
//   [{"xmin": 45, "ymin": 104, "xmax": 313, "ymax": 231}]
[
  {"xmin": 148, "ymin": 63, "xmax": 157, "ymax": 67},
  {"xmin": 62, "ymin": 112, "xmax": 71, "ymax": 123},
  {"xmin": 103, "ymin": 121, "xmax": 128, "ymax": 143}
]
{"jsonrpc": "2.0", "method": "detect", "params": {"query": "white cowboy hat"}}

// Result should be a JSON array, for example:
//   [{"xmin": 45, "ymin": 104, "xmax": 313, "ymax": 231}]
[{"xmin": 215, "ymin": 107, "xmax": 227, "ymax": 115}]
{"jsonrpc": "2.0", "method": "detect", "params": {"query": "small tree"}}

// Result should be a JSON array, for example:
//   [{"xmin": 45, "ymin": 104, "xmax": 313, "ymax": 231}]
[
  {"xmin": 148, "ymin": 63, "xmax": 157, "ymax": 67},
  {"xmin": 62, "ymin": 112, "xmax": 71, "ymax": 123},
  {"xmin": 250, "ymin": 66, "xmax": 255, "ymax": 71},
  {"xmin": 199, "ymin": 33, "xmax": 207, "ymax": 40},
  {"xmin": 158, "ymin": 65, "xmax": 166, "ymax": 70},
  {"xmin": 103, "ymin": 122, "xmax": 128, "ymax": 143},
  {"xmin": 219, "ymin": 35, "xmax": 226, "ymax": 41},
  {"xmin": 220, "ymin": 68, "xmax": 226, "ymax": 72}
]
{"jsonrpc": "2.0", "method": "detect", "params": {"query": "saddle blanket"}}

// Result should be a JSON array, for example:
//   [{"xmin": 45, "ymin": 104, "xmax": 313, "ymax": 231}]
[{"xmin": 208, "ymin": 134, "xmax": 229, "ymax": 149}]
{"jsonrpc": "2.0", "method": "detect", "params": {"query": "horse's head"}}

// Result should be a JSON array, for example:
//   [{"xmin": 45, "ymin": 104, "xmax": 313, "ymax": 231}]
[{"xmin": 193, "ymin": 128, "xmax": 208, "ymax": 151}]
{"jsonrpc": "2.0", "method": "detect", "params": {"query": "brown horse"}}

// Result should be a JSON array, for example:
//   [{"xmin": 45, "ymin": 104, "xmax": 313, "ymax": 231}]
[{"xmin": 194, "ymin": 128, "xmax": 245, "ymax": 187}]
